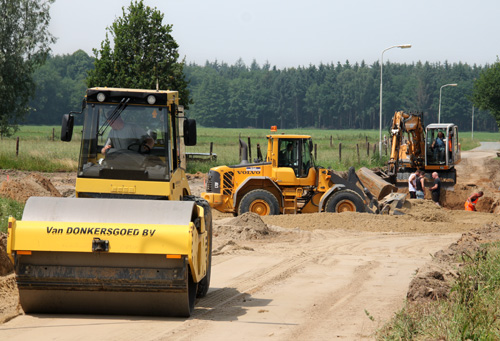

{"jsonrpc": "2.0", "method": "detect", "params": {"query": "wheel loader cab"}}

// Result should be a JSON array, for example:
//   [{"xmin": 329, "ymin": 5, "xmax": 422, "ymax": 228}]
[{"xmin": 272, "ymin": 136, "xmax": 315, "ymax": 179}]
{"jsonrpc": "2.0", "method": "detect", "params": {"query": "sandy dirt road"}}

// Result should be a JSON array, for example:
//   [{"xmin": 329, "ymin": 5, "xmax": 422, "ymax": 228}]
[
  {"xmin": 0, "ymin": 230, "xmax": 460, "ymax": 340},
  {"xmin": 1, "ymin": 144, "xmax": 500, "ymax": 340}
]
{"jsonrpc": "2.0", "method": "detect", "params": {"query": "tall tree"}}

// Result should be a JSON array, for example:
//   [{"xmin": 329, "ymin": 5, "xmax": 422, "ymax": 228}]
[
  {"xmin": 87, "ymin": 0, "xmax": 191, "ymax": 107},
  {"xmin": 0, "ymin": 0, "xmax": 55, "ymax": 136},
  {"xmin": 472, "ymin": 59, "xmax": 500, "ymax": 127}
]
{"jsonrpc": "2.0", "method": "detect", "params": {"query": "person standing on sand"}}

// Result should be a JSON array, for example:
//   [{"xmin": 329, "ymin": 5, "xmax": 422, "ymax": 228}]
[
  {"xmin": 408, "ymin": 170, "xmax": 419, "ymax": 199},
  {"xmin": 415, "ymin": 171, "xmax": 425, "ymax": 199},
  {"xmin": 429, "ymin": 172, "xmax": 441, "ymax": 207}
]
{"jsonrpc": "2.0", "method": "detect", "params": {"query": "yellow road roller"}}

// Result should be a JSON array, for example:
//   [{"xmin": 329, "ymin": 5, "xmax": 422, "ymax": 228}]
[{"xmin": 7, "ymin": 87, "xmax": 212, "ymax": 317}]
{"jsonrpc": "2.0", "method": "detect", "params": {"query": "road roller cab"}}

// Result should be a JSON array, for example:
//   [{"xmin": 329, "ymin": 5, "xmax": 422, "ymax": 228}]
[{"xmin": 7, "ymin": 87, "xmax": 212, "ymax": 317}]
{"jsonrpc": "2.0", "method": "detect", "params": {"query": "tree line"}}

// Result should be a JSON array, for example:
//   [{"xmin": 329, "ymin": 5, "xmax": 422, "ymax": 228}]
[
  {"xmin": 185, "ymin": 59, "xmax": 496, "ymax": 131},
  {"xmin": 3, "ymin": 0, "xmax": 498, "ymax": 136},
  {"xmin": 25, "ymin": 51, "xmax": 496, "ymax": 132}
]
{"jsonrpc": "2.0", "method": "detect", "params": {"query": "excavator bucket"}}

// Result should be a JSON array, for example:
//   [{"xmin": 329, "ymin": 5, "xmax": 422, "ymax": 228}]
[
  {"xmin": 7, "ymin": 197, "xmax": 208, "ymax": 317},
  {"xmin": 356, "ymin": 167, "xmax": 398, "ymax": 201}
]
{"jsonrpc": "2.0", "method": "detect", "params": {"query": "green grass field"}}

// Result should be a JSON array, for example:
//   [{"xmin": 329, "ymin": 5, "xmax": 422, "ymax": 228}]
[{"xmin": 0, "ymin": 125, "xmax": 489, "ymax": 173}]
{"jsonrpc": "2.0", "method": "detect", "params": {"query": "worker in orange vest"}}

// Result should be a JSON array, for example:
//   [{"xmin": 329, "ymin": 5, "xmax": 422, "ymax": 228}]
[{"xmin": 464, "ymin": 191, "xmax": 483, "ymax": 211}]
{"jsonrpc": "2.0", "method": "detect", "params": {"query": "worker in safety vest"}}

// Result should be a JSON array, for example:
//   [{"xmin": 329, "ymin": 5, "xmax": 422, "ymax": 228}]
[{"xmin": 464, "ymin": 191, "xmax": 483, "ymax": 211}]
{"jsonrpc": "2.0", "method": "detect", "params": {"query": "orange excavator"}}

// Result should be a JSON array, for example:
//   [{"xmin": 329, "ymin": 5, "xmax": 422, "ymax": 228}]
[{"xmin": 359, "ymin": 111, "xmax": 460, "ymax": 187}]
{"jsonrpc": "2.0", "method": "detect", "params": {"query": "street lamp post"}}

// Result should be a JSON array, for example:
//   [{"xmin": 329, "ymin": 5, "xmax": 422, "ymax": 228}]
[
  {"xmin": 438, "ymin": 83, "xmax": 457, "ymax": 123},
  {"xmin": 471, "ymin": 105, "xmax": 475, "ymax": 139},
  {"xmin": 379, "ymin": 44, "xmax": 412, "ymax": 156}
]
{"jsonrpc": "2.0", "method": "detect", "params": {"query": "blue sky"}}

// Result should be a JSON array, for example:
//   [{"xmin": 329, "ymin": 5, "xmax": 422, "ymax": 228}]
[{"xmin": 49, "ymin": 0, "xmax": 499, "ymax": 68}]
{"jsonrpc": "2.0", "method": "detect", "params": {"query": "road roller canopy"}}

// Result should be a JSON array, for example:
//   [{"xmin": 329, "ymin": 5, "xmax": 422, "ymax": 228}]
[{"xmin": 73, "ymin": 88, "xmax": 187, "ymax": 182}]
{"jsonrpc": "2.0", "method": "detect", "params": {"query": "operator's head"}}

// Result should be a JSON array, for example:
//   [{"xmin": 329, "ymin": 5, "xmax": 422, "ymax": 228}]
[
  {"xmin": 438, "ymin": 131, "xmax": 444, "ymax": 138},
  {"xmin": 105, "ymin": 110, "xmax": 124, "ymax": 130},
  {"xmin": 478, "ymin": 191, "xmax": 484, "ymax": 197},
  {"xmin": 287, "ymin": 143, "xmax": 293, "ymax": 151}
]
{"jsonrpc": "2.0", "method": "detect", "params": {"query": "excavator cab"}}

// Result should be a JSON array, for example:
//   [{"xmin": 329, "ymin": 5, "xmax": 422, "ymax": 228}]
[
  {"xmin": 425, "ymin": 123, "xmax": 460, "ymax": 167},
  {"xmin": 424, "ymin": 123, "xmax": 460, "ymax": 183}
]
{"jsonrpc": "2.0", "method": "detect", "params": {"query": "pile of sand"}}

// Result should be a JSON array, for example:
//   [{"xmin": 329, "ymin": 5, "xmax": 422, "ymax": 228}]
[
  {"xmin": 214, "ymin": 212, "xmax": 276, "ymax": 240},
  {"xmin": 0, "ymin": 173, "xmax": 61, "ymax": 203},
  {"xmin": 0, "ymin": 234, "xmax": 13, "ymax": 276}
]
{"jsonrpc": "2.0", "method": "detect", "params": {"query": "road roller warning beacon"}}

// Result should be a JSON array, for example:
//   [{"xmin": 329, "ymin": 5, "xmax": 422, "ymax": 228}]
[{"xmin": 6, "ymin": 87, "xmax": 212, "ymax": 317}]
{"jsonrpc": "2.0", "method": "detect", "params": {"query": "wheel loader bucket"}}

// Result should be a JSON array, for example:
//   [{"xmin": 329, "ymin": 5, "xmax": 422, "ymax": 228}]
[
  {"xmin": 356, "ymin": 167, "xmax": 398, "ymax": 201},
  {"xmin": 7, "ymin": 197, "xmax": 209, "ymax": 317},
  {"xmin": 378, "ymin": 193, "xmax": 409, "ymax": 215}
]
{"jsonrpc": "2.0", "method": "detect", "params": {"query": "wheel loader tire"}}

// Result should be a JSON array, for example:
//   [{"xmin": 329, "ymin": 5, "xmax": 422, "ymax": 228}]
[
  {"xmin": 325, "ymin": 189, "xmax": 365, "ymax": 213},
  {"xmin": 184, "ymin": 195, "xmax": 212, "ymax": 298},
  {"xmin": 238, "ymin": 189, "xmax": 280, "ymax": 216}
]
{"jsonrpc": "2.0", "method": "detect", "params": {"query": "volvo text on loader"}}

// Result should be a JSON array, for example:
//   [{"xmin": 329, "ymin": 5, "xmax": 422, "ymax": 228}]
[
  {"xmin": 200, "ymin": 130, "xmax": 402, "ymax": 216},
  {"xmin": 7, "ymin": 87, "xmax": 212, "ymax": 317}
]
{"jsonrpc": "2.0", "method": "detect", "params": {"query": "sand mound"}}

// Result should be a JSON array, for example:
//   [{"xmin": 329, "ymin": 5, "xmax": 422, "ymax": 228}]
[
  {"xmin": 214, "ymin": 212, "xmax": 276, "ymax": 240},
  {"xmin": 0, "ymin": 234, "xmax": 13, "ymax": 276},
  {"xmin": 0, "ymin": 173, "xmax": 61, "ymax": 203},
  {"xmin": 401, "ymin": 199, "xmax": 452, "ymax": 222}
]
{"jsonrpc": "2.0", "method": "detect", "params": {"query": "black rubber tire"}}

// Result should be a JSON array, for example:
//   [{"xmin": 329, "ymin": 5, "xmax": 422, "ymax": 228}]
[
  {"xmin": 183, "ymin": 196, "xmax": 212, "ymax": 298},
  {"xmin": 238, "ymin": 189, "xmax": 280, "ymax": 216},
  {"xmin": 325, "ymin": 189, "xmax": 366, "ymax": 213}
]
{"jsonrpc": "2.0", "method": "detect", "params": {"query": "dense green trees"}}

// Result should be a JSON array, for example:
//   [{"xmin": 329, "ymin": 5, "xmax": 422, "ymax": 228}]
[
  {"xmin": 24, "ymin": 52, "xmax": 496, "ymax": 132},
  {"xmin": 185, "ymin": 60, "xmax": 496, "ymax": 132},
  {"xmin": 0, "ymin": 0, "xmax": 55, "ymax": 136},
  {"xmin": 472, "ymin": 59, "xmax": 500, "ymax": 127},
  {"xmin": 25, "ymin": 50, "xmax": 93, "ymax": 125},
  {"xmin": 87, "ymin": 0, "xmax": 191, "ymax": 108}
]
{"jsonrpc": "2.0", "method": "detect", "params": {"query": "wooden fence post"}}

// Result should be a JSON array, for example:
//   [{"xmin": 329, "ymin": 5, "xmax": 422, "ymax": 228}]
[
  {"xmin": 366, "ymin": 142, "xmax": 370, "ymax": 156},
  {"xmin": 247, "ymin": 137, "xmax": 252, "ymax": 162},
  {"xmin": 52, "ymin": 128, "xmax": 55, "ymax": 141},
  {"xmin": 209, "ymin": 142, "xmax": 214, "ymax": 160},
  {"xmin": 339, "ymin": 143, "xmax": 342, "ymax": 162},
  {"xmin": 330, "ymin": 136, "xmax": 333, "ymax": 147},
  {"xmin": 373, "ymin": 143, "xmax": 377, "ymax": 155},
  {"xmin": 357, "ymin": 144, "xmax": 360, "ymax": 163},
  {"xmin": 314, "ymin": 144, "xmax": 317, "ymax": 160},
  {"xmin": 257, "ymin": 143, "xmax": 263, "ymax": 161},
  {"xmin": 16, "ymin": 137, "xmax": 19, "ymax": 157}
]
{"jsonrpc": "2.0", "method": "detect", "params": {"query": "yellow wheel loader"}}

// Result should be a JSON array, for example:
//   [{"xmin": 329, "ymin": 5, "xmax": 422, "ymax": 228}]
[
  {"xmin": 201, "ymin": 133, "xmax": 399, "ymax": 216},
  {"xmin": 7, "ymin": 87, "xmax": 212, "ymax": 317}
]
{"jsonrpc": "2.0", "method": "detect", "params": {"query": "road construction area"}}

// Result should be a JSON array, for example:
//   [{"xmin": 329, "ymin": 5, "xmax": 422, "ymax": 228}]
[{"xmin": 1, "ymin": 145, "xmax": 500, "ymax": 340}]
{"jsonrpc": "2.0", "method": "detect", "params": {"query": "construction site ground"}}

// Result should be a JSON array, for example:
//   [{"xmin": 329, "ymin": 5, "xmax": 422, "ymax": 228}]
[{"xmin": 1, "ymin": 144, "xmax": 500, "ymax": 340}]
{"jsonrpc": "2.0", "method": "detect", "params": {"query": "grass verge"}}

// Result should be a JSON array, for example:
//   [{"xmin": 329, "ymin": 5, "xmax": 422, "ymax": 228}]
[
  {"xmin": 376, "ymin": 242, "xmax": 500, "ymax": 340},
  {"xmin": 0, "ymin": 198, "xmax": 24, "ymax": 234}
]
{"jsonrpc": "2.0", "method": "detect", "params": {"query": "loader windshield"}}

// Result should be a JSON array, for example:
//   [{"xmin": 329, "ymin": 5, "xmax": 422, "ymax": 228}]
[
  {"xmin": 78, "ymin": 102, "xmax": 172, "ymax": 181},
  {"xmin": 277, "ymin": 137, "xmax": 315, "ymax": 177}
]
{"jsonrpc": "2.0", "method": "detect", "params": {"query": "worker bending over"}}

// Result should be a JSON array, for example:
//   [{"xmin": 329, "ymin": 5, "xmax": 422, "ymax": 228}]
[{"xmin": 464, "ymin": 191, "xmax": 483, "ymax": 211}]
